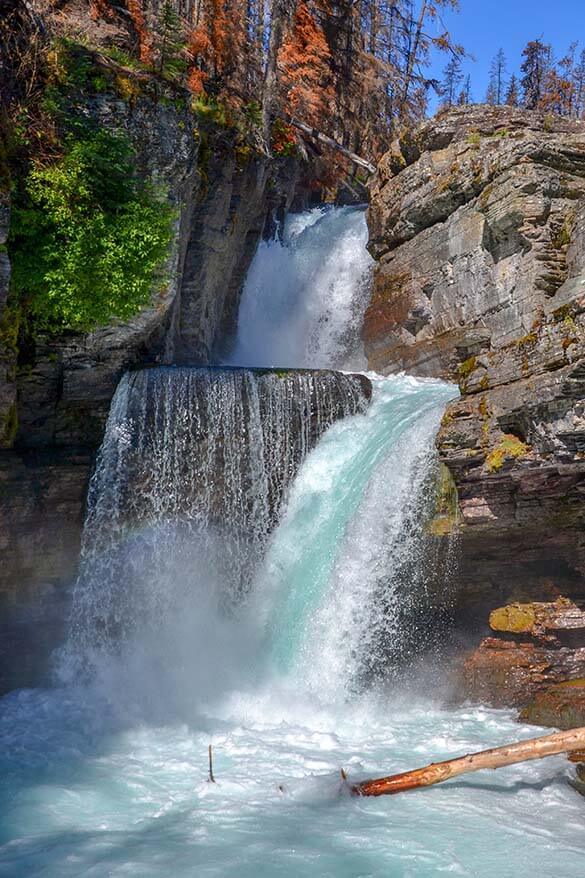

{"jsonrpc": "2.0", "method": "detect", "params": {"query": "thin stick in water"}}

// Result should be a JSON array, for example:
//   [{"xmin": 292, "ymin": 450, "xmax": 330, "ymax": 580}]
[{"xmin": 208, "ymin": 743, "xmax": 216, "ymax": 783}]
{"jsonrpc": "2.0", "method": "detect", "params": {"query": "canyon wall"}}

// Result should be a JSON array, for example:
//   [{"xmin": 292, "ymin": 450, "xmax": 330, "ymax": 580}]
[{"xmin": 366, "ymin": 105, "xmax": 585, "ymax": 623}]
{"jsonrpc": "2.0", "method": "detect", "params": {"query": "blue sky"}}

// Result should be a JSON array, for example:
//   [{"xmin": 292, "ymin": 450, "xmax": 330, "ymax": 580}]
[{"xmin": 428, "ymin": 0, "xmax": 583, "ymax": 107}]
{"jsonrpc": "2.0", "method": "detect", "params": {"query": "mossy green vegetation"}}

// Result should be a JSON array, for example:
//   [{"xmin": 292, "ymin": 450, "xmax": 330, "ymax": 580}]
[
  {"xmin": 9, "ymin": 130, "xmax": 175, "ymax": 332},
  {"xmin": 428, "ymin": 462, "xmax": 459, "ymax": 536},
  {"xmin": 458, "ymin": 355, "xmax": 477, "ymax": 379},
  {"xmin": 486, "ymin": 433, "xmax": 529, "ymax": 473},
  {"xmin": 1, "ymin": 402, "xmax": 18, "ymax": 446}
]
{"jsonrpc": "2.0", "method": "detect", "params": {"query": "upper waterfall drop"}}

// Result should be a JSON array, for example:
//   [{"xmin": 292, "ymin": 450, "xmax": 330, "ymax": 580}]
[{"xmin": 225, "ymin": 206, "xmax": 373, "ymax": 370}]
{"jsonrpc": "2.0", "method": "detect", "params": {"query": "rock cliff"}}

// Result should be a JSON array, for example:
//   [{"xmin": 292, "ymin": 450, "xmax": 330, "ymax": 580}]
[{"xmin": 366, "ymin": 106, "xmax": 585, "ymax": 620}]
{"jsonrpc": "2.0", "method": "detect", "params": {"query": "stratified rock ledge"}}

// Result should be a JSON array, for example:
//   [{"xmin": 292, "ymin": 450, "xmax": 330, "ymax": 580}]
[{"xmin": 367, "ymin": 105, "xmax": 585, "ymax": 620}]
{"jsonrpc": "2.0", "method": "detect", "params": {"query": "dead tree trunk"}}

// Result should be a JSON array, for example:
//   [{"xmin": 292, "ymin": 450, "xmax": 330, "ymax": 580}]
[
  {"xmin": 262, "ymin": 0, "xmax": 293, "ymax": 141},
  {"xmin": 285, "ymin": 117, "xmax": 376, "ymax": 174},
  {"xmin": 351, "ymin": 727, "xmax": 585, "ymax": 797}
]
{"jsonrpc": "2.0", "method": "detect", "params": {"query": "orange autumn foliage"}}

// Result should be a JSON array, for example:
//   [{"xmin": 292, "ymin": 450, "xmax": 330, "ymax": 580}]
[
  {"xmin": 127, "ymin": 0, "xmax": 153, "ymax": 65},
  {"xmin": 185, "ymin": 0, "xmax": 248, "ymax": 101},
  {"xmin": 89, "ymin": 0, "xmax": 113, "ymax": 21},
  {"xmin": 540, "ymin": 69, "xmax": 575, "ymax": 116},
  {"xmin": 187, "ymin": 24, "xmax": 211, "ymax": 94},
  {"xmin": 278, "ymin": 1, "xmax": 333, "ymax": 127}
]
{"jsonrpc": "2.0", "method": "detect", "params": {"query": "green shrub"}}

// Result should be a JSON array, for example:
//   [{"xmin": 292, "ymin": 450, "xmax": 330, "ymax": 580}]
[{"xmin": 9, "ymin": 130, "xmax": 175, "ymax": 332}]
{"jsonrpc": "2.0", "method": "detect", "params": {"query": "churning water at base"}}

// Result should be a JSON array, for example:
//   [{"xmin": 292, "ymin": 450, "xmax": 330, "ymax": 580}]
[{"xmin": 1, "ymin": 207, "xmax": 584, "ymax": 876}]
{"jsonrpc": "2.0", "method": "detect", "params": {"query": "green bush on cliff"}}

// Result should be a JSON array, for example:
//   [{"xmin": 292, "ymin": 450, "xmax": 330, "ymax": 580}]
[{"xmin": 9, "ymin": 130, "xmax": 175, "ymax": 331}]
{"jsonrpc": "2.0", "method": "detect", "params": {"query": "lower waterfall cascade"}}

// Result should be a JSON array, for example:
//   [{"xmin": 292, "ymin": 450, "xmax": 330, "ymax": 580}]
[{"xmin": 0, "ymin": 206, "xmax": 583, "ymax": 878}]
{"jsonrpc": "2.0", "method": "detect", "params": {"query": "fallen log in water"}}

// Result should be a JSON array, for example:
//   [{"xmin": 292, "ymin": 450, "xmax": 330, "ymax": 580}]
[{"xmin": 351, "ymin": 727, "xmax": 585, "ymax": 797}]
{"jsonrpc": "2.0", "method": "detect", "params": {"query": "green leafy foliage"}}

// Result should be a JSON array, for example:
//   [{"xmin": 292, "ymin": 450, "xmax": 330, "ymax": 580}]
[{"xmin": 9, "ymin": 131, "xmax": 175, "ymax": 332}]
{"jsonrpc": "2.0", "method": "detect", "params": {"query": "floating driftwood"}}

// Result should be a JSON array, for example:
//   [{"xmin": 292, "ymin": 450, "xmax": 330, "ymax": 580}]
[{"xmin": 350, "ymin": 727, "xmax": 585, "ymax": 797}]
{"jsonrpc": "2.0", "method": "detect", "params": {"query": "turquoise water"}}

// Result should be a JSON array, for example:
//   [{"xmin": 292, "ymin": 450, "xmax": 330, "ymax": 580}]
[{"xmin": 1, "ymin": 376, "xmax": 583, "ymax": 878}]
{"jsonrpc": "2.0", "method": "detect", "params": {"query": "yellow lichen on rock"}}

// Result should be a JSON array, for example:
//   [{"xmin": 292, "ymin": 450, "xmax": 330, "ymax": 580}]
[
  {"xmin": 485, "ymin": 433, "xmax": 529, "ymax": 472},
  {"xmin": 489, "ymin": 603, "xmax": 537, "ymax": 633}
]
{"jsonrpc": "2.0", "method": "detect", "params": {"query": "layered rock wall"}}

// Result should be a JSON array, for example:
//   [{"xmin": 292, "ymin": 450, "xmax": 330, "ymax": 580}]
[{"xmin": 366, "ymin": 106, "xmax": 585, "ymax": 620}]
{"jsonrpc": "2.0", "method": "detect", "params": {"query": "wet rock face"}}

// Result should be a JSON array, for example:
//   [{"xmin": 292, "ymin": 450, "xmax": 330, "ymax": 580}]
[
  {"xmin": 367, "ymin": 106, "xmax": 585, "ymax": 616},
  {"xmin": 520, "ymin": 681, "xmax": 585, "ymax": 730},
  {"xmin": 170, "ymin": 152, "xmax": 300, "ymax": 363},
  {"xmin": 461, "ymin": 637, "xmax": 585, "ymax": 708}
]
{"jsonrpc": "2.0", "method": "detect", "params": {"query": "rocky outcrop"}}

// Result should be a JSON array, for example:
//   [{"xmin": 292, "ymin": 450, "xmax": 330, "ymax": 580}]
[
  {"xmin": 170, "ymin": 150, "xmax": 300, "ymax": 363},
  {"xmin": 520, "ymin": 680, "xmax": 585, "ymax": 730},
  {"xmin": 366, "ymin": 105, "xmax": 585, "ymax": 619},
  {"xmin": 459, "ymin": 598, "xmax": 585, "ymax": 710},
  {"xmin": 461, "ymin": 638, "xmax": 585, "ymax": 708}
]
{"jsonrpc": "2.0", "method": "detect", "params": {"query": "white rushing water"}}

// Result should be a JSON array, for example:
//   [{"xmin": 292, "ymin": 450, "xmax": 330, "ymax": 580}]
[
  {"xmin": 226, "ymin": 206, "xmax": 373, "ymax": 369},
  {"xmin": 0, "ymin": 208, "xmax": 583, "ymax": 877}
]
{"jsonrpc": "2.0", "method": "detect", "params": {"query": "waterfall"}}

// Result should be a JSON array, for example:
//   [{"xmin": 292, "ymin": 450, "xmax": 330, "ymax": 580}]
[
  {"xmin": 226, "ymin": 206, "xmax": 373, "ymax": 369},
  {"xmin": 59, "ymin": 206, "xmax": 454, "ymax": 697},
  {"xmin": 62, "ymin": 366, "xmax": 370, "ymax": 679},
  {"xmin": 258, "ymin": 375, "xmax": 455, "ymax": 698}
]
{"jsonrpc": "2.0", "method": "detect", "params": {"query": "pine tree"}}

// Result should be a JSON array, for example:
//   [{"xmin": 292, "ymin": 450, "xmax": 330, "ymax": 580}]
[
  {"xmin": 278, "ymin": 1, "xmax": 333, "ymax": 127},
  {"xmin": 154, "ymin": 0, "xmax": 185, "ymax": 77},
  {"xmin": 521, "ymin": 39, "xmax": 551, "ymax": 109},
  {"xmin": 441, "ymin": 55, "xmax": 463, "ymax": 107},
  {"xmin": 487, "ymin": 49, "xmax": 507, "ymax": 105},
  {"xmin": 541, "ymin": 68, "xmax": 574, "ymax": 116},
  {"xmin": 127, "ymin": 0, "xmax": 153, "ymax": 65},
  {"xmin": 505, "ymin": 73, "xmax": 520, "ymax": 106}
]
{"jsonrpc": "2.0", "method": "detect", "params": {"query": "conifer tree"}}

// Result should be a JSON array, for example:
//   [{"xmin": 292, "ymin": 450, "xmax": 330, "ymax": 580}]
[
  {"xmin": 541, "ymin": 68, "xmax": 574, "ymax": 116},
  {"xmin": 153, "ymin": 0, "xmax": 185, "ymax": 77},
  {"xmin": 458, "ymin": 74, "xmax": 472, "ymax": 105},
  {"xmin": 486, "ymin": 49, "xmax": 507, "ymax": 105},
  {"xmin": 505, "ymin": 73, "xmax": 520, "ymax": 106},
  {"xmin": 278, "ymin": 1, "xmax": 333, "ymax": 127},
  {"xmin": 441, "ymin": 55, "xmax": 463, "ymax": 107},
  {"xmin": 521, "ymin": 39, "xmax": 551, "ymax": 109},
  {"xmin": 573, "ymin": 48, "xmax": 585, "ymax": 118}
]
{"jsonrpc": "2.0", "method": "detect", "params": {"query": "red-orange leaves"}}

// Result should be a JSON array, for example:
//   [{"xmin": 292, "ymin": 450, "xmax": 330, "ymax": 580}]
[
  {"xmin": 89, "ymin": 0, "xmax": 114, "ymax": 21},
  {"xmin": 127, "ymin": 0, "xmax": 153, "ymax": 65},
  {"xmin": 278, "ymin": 2, "xmax": 333, "ymax": 127}
]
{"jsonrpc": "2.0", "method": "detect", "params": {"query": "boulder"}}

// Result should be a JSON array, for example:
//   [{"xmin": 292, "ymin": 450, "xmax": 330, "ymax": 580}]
[
  {"xmin": 489, "ymin": 597, "xmax": 585, "ymax": 647},
  {"xmin": 520, "ymin": 680, "xmax": 585, "ymax": 730}
]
